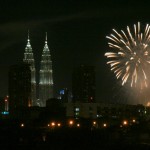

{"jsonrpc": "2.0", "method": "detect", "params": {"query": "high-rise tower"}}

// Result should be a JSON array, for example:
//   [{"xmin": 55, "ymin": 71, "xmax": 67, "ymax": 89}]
[
  {"xmin": 23, "ymin": 31, "xmax": 37, "ymax": 106},
  {"xmin": 39, "ymin": 33, "xmax": 53, "ymax": 107},
  {"xmin": 72, "ymin": 65, "xmax": 96, "ymax": 103},
  {"xmin": 8, "ymin": 63, "xmax": 31, "ymax": 117}
]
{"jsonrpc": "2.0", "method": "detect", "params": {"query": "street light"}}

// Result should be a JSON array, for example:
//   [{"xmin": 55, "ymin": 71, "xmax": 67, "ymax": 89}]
[
  {"xmin": 123, "ymin": 120, "xmax": 128, "ymax": 126},
  {"xmin": 69, "ymin": 120, "xmax": 74, "ymax": 126},
  {"xmin": 103, "ymin": 123, "xmax": 107, "ymax": 127}
]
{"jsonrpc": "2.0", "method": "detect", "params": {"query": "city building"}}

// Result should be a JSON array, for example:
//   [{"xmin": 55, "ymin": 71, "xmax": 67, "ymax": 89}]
[
  {"xmin": 8, "ymin": 63, "xmax": 31, "ymax": 117},
  {"xmin": 72, "ymin": 65, "xmax": 95, "ymax": 103},
  {"xmin": 23, "ymin": 31, "xmax": 37, "ymax": 106},
  {"xmin": 39, "ymin": 33, "xmax": 53, "ymax": 107},
  {"xmin": 0, "ymin": 96, "xmax": 7, "ymax": 113},
  {"xmin": 64, "ymin": 102, "xmax": 150, "ymax": 121},
  {"xmin": 59, "ymin": 88, "xmax": 69, "ymax": 103}
]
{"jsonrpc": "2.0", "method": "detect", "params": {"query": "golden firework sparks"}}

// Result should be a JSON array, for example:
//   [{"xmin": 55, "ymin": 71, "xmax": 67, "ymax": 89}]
[{"xmin": 105, "ymin": 22, "xmax": 150, "ymax": 89}]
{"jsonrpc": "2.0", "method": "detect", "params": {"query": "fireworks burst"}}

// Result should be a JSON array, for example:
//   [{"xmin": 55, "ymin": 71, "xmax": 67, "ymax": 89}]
[{"xmin": 105, "ymin": 22, "xmax": 150, "ymax": 90}]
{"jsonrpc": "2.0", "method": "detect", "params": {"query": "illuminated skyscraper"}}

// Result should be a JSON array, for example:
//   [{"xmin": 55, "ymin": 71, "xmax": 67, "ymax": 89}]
[
  {"xmin": 23, "ymin": 32, "xmax": 37, "ymax": 106},
  {"xmin": 39, "ymin": 33, "xmax": 53, "ymax": 107}
]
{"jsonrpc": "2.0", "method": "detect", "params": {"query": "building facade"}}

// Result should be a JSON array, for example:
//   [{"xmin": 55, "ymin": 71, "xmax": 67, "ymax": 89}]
[
  {"xmin": 72, "ymin": 65, "xmax": 96, "ymax": 103},
  {"xmin": 59, "ymin": 88, "xmax": 69, "ymax": 103},
  {"xmin": 39, "ymin": 33, "xmax": 53, "ymax": 107},
  {"xmin": 64, "ymin": 102, "xmax": 150, "ymax": 121},
  {"xmin": 8, "ymin": 63, "xmax": 31, "ymax": 117},
  {"xmin": 23, "ymin": 32, "xmax": 37, "ymax": 106}
]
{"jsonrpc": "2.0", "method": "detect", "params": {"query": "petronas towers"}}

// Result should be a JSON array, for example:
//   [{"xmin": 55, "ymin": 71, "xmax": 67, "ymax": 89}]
[
  {"xmin": 23, "ymin": 32, "xmax": 53, "ymax": 107},
  {"xmin": 39, "ymin": 33, "xmax": 53, "ymax": 107}
]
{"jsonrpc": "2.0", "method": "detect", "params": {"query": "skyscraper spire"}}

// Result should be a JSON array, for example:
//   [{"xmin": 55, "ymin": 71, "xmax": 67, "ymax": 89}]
[
  {"xmin": 28, "ymin": 30, "xmax": 30, "ymax": 41},
  {"xmin": 39, "ymin": 32, "xmax": 53, "ymax": 107},
  {"xmin": 45, "ymin": 32, "xmax": 47, "ymax": 43},
  {"xmin": 23, "ymin": 31, "xmax": 37, "ymax": 106},
  {"xmin": 26, "ymin": 30, "xmax": 31, "ymax": 48}
]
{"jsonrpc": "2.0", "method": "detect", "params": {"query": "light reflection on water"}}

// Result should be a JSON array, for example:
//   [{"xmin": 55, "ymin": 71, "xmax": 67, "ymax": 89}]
[{"xmin": 42, "ymin": 134, "xmax": 46, "ymax": 142}]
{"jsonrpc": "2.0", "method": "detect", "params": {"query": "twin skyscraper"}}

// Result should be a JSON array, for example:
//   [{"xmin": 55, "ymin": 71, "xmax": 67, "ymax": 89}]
[{"xmin": 23, "ymin": 32, "xmax": 53, "ymax": 107}]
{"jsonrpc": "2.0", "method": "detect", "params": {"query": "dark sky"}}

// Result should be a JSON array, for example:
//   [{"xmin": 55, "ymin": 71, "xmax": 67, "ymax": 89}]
[{"xmin": 0, "ymin": 0, "xmax": 150, "ymax": 103}]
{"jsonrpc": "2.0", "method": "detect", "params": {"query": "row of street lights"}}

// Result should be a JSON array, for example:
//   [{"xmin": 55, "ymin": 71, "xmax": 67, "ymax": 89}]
[{"xmin": 20, "ymin": 118, "xmax": 137, "ymax": 129}]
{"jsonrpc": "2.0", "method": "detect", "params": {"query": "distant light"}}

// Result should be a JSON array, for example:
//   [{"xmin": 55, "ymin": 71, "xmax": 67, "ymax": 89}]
[
  {"xmin": 93, "ymin": 121, "xmax": 96, "ymax": 125},
  {"xmin": 77, "ymin": 123, "xmax": 80, "ymax": 127},
  {"xmin": 60, "ymin": 90, "xmax": 64, "ymax": 95},
  {"xmin": 57, "ymin": 123, "xmax": 61, "ymax": 127},
  {"xmin": 132, "ymin": 119, "xmax": 136, "ymax": 123},
  {"xmin": 97, "ymin": 114, "xmax": 102, "ymax": 118},
  {"xmin": 123, "ymin": 120, "xmax": 128, "ymax": 125},
  {"xmin": 42, "ymin": 135, "xmax": 46, "ymax": 142},
  {"xmin": 28, "ymin": 102, "xmax": 31, "ymax": 107},
  {"xmin": 21, "ymin": 123, "xmax": 24, "ymax": 127},
  {"xmin": 69, "ymin": 120, "xmax": 74, "ymax": 125},
  {"xmin": 51, "ymin": 122, "xmax": 55, "ymax": 127},
  {"xmin": 103, "ymin": 123, "xmax": 107, "ymax": 127},
  {"xmin": 1, "ymin": 111, "xmax": 9, "ymax": 115},
  {"xmin": 146, "ymin": 102, "xmax": 150, "ymax": 106},
  {"xmin": 75, "ymin": 108, "xmax": 79, "ymax": 111}
]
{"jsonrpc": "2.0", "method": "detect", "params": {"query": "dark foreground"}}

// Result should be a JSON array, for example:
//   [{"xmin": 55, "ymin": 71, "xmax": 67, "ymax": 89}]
[{"xmin": 1, "ymin": 125, "xmax": 150, "ymax": 150}]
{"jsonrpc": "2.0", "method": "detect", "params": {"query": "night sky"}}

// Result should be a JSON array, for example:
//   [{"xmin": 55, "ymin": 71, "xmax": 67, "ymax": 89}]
[{"xmin": 0, "ymin": 0, "xmax": 150, "ymax": 103}]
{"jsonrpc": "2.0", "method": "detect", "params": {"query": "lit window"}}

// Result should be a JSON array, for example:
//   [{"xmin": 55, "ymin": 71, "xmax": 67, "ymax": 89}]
[{"xmin": 75, "ymin": 108, "xmax": 79, "ymax": 111}]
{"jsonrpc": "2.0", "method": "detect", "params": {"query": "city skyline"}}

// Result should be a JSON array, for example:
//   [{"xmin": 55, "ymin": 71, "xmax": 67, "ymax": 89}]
[{"xmin": 0, "ymin": 0, "xmax": 150, "ymax": 103}]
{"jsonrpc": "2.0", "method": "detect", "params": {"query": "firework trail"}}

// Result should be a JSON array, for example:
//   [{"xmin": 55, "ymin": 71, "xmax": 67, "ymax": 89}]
[{"xmin": 105, "ymin": 22, "xmax": 150, "ymax": 90}]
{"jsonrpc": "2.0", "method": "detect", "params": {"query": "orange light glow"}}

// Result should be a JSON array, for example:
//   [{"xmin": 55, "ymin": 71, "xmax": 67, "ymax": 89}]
[
  {"xmin": 51, "ymin": 122, "xmax": 55, "ymax": 126},
  {"xmin": 123, "ymin": 120, "xmax": 128, "ymax": 125},
  {"xmin": 57, "ymin": 123, "xmax": 61, "ymax": 127},
  {"xmin": 69, "ymin": 120, "xmax": 74, "ymax": 125}
]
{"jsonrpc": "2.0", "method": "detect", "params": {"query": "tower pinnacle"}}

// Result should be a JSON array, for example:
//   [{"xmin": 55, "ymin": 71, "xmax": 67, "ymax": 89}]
[
  {"xmin": 45, "ymin": 32, "xmax": 47, "ymax": 44},
  {"xmin": 28, "ymin": 30, "xmax": 30, "ymax": 42}
]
